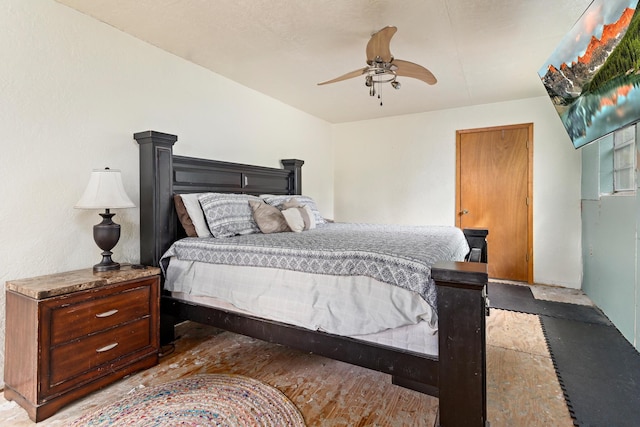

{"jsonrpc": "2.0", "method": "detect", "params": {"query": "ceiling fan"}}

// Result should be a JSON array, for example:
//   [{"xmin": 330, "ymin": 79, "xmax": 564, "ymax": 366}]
[{"xmin": 318, "ymin": 26, "xmax": 437, "ymax": 102}]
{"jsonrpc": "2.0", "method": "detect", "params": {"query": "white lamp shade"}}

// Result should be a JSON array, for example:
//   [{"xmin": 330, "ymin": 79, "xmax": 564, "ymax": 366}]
[{"xmin": 75, "ymin": 168, "xmax": 135, "ymax": 209}]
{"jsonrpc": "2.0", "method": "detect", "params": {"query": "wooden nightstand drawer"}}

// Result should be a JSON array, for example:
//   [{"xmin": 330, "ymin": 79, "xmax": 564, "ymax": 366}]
[
  {"xmin": 49, "ymin": 317, "xmax": 151, "ymax": 386},
  {"xmin": 50, "ymin": 282, "xmax": 151, "ymax": 345},
  {"xmin": 4, "ymin": 266, "xmax": 160, "ymax": 422}
]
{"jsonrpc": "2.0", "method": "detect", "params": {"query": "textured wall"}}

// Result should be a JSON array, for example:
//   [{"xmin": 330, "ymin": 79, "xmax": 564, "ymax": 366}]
[
  {"xmin": 333, "ymin": 97, "xmax": 583, "ymax": 288},
  {"xmin": 0, "ymin": 0, "xmax": 334, "ymax": 386}
]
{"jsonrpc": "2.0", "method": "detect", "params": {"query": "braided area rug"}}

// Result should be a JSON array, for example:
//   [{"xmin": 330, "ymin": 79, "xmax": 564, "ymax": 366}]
[{"xmin": 70, "ymin": 374, "xmax": 306, "ymax": 426}]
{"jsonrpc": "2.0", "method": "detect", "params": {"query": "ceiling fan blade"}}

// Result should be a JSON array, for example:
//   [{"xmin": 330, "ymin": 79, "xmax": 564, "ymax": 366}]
[
  {"xmin": 317, "ymin": 67, "xmax": 368, "ymax": 85},
  {"xmin": 393, "ymin": 59, "xmax": 437, "ymax": 85},
  {"xmin": 366, "ymin": 26, "xmax": 397, "ymax": 64}
]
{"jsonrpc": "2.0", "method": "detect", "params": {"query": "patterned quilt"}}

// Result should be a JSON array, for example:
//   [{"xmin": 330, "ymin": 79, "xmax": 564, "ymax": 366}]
[{"xmin": 161, "ymin": 223, "xmax": 470, "ymax": 313}]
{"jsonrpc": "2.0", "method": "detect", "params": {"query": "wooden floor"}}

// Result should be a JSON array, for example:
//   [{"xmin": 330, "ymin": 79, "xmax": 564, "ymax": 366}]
[{"xmin": 0, "ymin": 284, "xmax": 578, "ymax": 426}]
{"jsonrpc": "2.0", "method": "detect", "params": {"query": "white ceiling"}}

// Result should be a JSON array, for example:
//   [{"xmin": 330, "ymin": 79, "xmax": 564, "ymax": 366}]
[{"xmin": 56, "ymin": 0, "xmax": 592, "ymax": 123}]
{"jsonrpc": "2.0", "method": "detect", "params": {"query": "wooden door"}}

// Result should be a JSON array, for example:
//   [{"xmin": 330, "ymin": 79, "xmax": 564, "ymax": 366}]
[{"xmin": 456, "ymin": 124, "xmax": 533, "ymax": 282}]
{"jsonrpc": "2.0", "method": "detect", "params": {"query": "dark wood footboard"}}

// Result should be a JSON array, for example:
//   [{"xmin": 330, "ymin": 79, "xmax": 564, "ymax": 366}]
[
  {"xmin": 433, "ymin": 261, "xmax": 488, "ymax": 426},
  {"xmin": 136, "ymin": 130, "xmax": 489, "ymax": 427}
]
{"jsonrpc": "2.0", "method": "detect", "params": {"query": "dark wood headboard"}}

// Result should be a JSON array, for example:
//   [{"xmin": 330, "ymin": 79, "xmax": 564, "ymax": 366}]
[{"xmin": 135, "ymin": 130, "xmax": 304, "ymax": 267}]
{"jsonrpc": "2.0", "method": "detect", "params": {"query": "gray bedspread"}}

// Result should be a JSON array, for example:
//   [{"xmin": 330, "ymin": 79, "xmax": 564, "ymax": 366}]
[{"xmin": 161, "ymin": 223, "xmax": 469, "ymax": 313}]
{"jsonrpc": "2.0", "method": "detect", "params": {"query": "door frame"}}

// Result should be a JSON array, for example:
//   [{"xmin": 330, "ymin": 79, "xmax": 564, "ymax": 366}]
[{"xmin": 455, "ymin": 123, "xmax": 534, "ymax": 284}]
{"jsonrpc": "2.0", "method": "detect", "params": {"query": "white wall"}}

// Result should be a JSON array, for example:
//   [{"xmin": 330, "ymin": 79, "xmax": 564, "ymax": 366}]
[
  {"xmin": 0, "ymin": 0, "xmax": 334, "ymax": 386},
  {"xmin": 333, "ymin": 97, "xmax": 583, "ymax": 288}
]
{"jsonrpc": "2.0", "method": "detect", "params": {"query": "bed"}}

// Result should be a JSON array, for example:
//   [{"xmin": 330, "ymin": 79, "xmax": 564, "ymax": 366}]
[{"xmin": 136, "ymin": 130, "xmax": 489, "ymax": 427}]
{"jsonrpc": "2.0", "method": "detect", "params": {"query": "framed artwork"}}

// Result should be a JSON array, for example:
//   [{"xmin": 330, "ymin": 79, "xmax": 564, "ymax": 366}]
[{"xmin": 539, "ymin": 0, "xmax": 640, "ymax": 148}]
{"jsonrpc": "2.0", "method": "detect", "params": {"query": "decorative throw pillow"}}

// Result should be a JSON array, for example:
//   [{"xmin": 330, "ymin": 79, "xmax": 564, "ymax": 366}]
[
  {"xmin": 198, "ymin": 193, "xmax": 261, "ymax": 238},
  {"xmin": 261, "ymin": 194, "xmax": 326, "ymax": 224},
  {"xmin": 281, "ymin": 198, "xmax": 303, "ymax": 209},
  {"xmin": 281, "ymin": 205, "xmax": 316, "ymax": 232},
  {"xmin": 248, "ymin": 200, "xmax": 290, "ymax": 234},
  {"xmin": 177, "ymin": 193, "xmax": 213, "ymax": 238},
  {"xmin": 173, "ymin": 194, "xmax": 197, "ymax": 237}
]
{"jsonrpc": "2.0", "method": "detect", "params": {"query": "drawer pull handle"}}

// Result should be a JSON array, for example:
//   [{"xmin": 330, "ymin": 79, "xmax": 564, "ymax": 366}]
[
  {"xmin": 96, "ymin": 343, "xmax": 118, "ymax": 353},
  {"xmin": 96, "ymin": 309, "xmax": 118, "ymax": 318}
]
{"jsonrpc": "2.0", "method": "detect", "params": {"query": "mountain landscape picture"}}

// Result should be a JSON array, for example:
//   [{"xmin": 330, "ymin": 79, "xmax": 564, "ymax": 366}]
[{"xmin": 539, "ymin": 0, "xmax": 640, "ymax": 148}]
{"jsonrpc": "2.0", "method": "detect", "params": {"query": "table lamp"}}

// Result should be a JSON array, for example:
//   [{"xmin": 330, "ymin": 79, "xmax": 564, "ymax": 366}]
[{"xmin": 75, "ymin": 167, "xmax": 135, "ymax": 272}]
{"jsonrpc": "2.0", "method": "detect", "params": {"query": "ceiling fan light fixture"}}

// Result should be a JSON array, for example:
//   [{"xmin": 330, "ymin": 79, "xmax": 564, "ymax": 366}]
[
  {"xmin": 365, "ymin": 75, "xmax": 373, "ymax": 87},
  {"xmin": 368, "ymin": 69, "xmax": 396, "ymax": 84}
]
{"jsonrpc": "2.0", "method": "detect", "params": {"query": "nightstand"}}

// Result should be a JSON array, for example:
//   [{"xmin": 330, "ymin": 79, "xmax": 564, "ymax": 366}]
[{"xmin": 4, "ymin": 264, "xmax": 160, "ymax": 422}]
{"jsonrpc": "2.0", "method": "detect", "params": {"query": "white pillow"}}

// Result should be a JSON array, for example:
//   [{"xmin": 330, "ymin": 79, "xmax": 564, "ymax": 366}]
[
  {"xmin": 180, "ymin": 193, "xmax": 212, "ymax": 238},
  {"xmin": 281, "ymin": 205, "xmax": 316, "ymax": 232}
]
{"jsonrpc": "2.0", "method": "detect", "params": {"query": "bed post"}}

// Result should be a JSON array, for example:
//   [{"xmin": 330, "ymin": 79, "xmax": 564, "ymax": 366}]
[
  {"xmin": 134, "ymin": 130, "xmax": 177, "ymax": 268},
  {"xmin": 432, "ymin": 261, "xmax": 488, "ymax": 427},
  {"xmin": 463, "ymin": 228, "xmax": 489, "ymax": 263},
  {"xmin": 135, "ymin": 130, "xmax": 178, "ymax": 345},
  {"xmin": 281, "ymin": 159, "xmax": 304, "ymax": 195}
]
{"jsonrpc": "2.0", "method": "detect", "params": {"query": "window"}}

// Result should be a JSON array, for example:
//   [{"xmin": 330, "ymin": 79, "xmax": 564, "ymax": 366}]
[{"xmin": 613, "ymin": 125, "xmax": 636, "ymax": 193}]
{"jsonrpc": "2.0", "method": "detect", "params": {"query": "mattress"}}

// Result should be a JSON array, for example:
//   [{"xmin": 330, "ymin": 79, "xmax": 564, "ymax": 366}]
[
  {"xmin": 165, "ymin": 258, "xmax": 436, "ymax": 336},
  {"xmin": 171, "ymin": 291, "xmax": 439, "ymax": 356},
  {"xmin": 162, "ymin": 223, "xmax": 470, "ymax": 322},
  {"xmin": 162, "ymin": 223, "xmax": 468, "ymax": 358}
]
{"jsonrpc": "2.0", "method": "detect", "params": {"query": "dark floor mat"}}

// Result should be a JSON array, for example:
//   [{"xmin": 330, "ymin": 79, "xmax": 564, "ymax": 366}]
[
  {"xmin": 541, "ymin": 316, "xmax": 640, "ymax": 427},
  {"xmin": 487, "ymin": 282, "xmax": 536, "ymax": 310},
  {"xmin": 487, "ymin": 282, "xmax": 610, "ymax": 325}
]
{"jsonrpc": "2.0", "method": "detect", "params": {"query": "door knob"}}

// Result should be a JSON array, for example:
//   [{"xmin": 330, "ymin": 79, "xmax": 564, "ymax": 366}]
[{"xmin": 460, "ymin": 209, "xmax": 469, "ymax": 215}]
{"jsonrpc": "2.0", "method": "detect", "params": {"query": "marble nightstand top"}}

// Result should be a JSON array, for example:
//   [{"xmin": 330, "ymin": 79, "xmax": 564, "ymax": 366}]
[{"xmin": 5, "ymin": 264, "xmax": 161, "ymax": 299}]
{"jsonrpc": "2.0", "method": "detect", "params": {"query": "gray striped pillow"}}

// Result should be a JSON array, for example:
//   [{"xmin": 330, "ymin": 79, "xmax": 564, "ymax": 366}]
[{"xmin": 198, "ymin": 193, "xmax": 261, "ymax": 238}]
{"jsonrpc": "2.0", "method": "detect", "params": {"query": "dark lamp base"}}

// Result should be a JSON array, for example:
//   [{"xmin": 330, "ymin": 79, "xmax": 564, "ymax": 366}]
[
  {"xmin": 92, "ymin": 210, "xmax": 123, "ymax": 273},
  {"xmin": 93, "ymin": 261, "xmax": 121, "ymax": 272}
]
